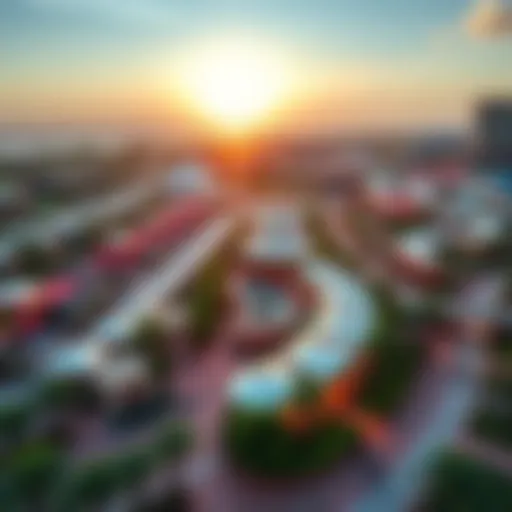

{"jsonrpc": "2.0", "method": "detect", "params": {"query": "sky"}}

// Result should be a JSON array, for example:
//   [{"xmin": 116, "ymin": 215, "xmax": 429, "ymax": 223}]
[{"xmin": 1, "ymin": 0, "xmax": 511, "ymax": 134}]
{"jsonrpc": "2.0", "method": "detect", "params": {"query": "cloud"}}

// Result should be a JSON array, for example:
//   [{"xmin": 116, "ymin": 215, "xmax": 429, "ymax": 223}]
[{"xmin": 464, "ymin": 0, "xmax": 512, "ymax": 38}]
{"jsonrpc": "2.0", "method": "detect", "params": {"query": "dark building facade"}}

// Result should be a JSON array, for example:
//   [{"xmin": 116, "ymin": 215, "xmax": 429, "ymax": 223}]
[{"xmin": 477, "ymin": 99, "xmax": 512, "ymax": 170}]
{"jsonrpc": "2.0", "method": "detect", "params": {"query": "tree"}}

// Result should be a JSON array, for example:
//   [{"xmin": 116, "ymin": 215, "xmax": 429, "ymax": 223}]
[
  {"xmin": 66, "ymin": 225, "xmax": 104, "ymax": 255},
  {"xmin": 131, "ymin": 317, "xmax": 172, "ymax": 381},
  {"xmin": 112, "ymin": 448, "xmax": 153, "ymax": 487},
  {"xmin": 15, "ymin": 243, "xmax": 56, "ymax": 276},
  {"xmin": 224, "ymin": 409, "xmax": 358, "ymax": 477},
  {"xmin": 153, "ymin": 421, "xmax": 194, "ymax": 465},
  {"xmin": 0, "ymin": 403, "xmax": 29, "ymax": 444},
  {"xmin": 423, "ymin": 453, "xmax": 512, "ymax": 512},
  {"xmin": 358, "ymin": 340, "xmax": 423, "ymax": 415},
  {"xmin": 53, "ymin": 458, "xmax": 119, "ymax": 511},
  {"xmin": 369, "ymin": 285, "xmax": 404, "ymax": 348},
  {"xmin": 53, "ymin": 447, "xmax": 156, "ymax": 512},
  {"xmin": 187, "ymin": 264, "xmax": 225, "ymax": 346},
  {"xmin": 293, "ymin": 375, "xmax": 321, "ymax": 407},
  {"xmin": 7, "ymin": 442, "xmax": 65, "ymax": 508},
  {"xmin": 40, "ymin": 377, "xmax": 102, "ymax": 413}
]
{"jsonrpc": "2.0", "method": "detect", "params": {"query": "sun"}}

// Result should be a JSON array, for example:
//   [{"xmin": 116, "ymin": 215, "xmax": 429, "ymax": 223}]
[{"xmin": 175, "ymin": 38, "xmax": 293, "ymax": 132}]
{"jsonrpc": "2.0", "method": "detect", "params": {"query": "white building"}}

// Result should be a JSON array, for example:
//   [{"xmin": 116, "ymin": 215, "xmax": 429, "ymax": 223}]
[
  {"xmin": 244, "ymin": 202, "xmax": 309, "ymax": 265},
  {"xmin": 443, "ymin": 177, "xmax": 507, "ymax": 249}
]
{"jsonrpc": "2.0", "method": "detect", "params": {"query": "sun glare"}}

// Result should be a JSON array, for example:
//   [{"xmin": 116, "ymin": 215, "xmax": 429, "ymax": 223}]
[{"xmin": 175, "ymin": 38, "xmax": 293, "ymax": 132}]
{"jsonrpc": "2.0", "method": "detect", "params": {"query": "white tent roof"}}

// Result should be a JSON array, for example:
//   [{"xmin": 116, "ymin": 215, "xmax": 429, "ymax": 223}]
[
  {"xmin": 245, "ymin": 202, "xmax": 308, "ymax": 262},
  {"xmin": 229, "ymin": 262, "xmax": 377, "ymax": 410},
  {"xmin": 399, "ymin": 228, "xmax": 441, "ymax": 266}
]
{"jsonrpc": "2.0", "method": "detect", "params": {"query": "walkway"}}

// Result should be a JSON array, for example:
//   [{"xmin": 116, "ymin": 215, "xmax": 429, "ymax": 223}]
[
  {"xmin": 350, "ymin": 273, "xmax": 503, "ymax": 512},
  {"xmin": 319, "ymin": 203, "xmax": 506, "ymax": 510}
]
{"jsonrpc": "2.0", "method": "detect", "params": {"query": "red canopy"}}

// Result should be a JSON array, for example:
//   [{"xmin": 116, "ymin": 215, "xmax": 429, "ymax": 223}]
[
  {"xmin": 90, "ymin": 198, "xmax": 214, "ymax": 271},
  {"xmin": 373, "ymin": 194, "xmax": 422, "ymax": 219},
  {"xmin": 34, "ymin": 277, "xmax": 76, "ymax": 307}
]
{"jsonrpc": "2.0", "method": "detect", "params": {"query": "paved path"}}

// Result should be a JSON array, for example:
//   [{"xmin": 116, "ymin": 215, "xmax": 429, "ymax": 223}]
[
  {"xmin": 174, "ymin": 325, "xmax": 238, "ymax": 512},
  {"xmin": 350, "ymin": 274, "xmax": 502, "ymax": 512},
  {"xmin": 321, "ymin": 202, "xmax": 506, "ymax": 510}
]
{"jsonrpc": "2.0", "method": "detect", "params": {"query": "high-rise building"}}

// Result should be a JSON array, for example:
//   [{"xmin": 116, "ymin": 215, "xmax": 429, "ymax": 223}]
[{"xmin": 477, "ymin": 99, "xmax": 512, "ymax": 170}]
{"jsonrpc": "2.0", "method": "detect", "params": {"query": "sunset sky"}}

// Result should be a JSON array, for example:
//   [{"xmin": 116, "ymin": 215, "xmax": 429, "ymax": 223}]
[{"xmin": 1, "ymin": 0, "xmax": 511, "ymax": 134}]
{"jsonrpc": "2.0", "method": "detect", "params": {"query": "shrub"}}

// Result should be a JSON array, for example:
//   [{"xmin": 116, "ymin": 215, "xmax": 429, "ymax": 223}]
[
  {"xmin": 153, "ymin": 421, "xmax": 194, "ymax": 464},
  {"xmin": 224, "ymin": 409, "xmax": 358, "ymax": 477},
  {"xmin": 15, "ymin": 243, "xmax": 57, "ymax": 276},
  {"xmin": 490, "ymin": 328, "xmax": 512, "ymax": 359},
  {"xmin": 109, "ymin": 448, "xmax": 154, "ymax": 488},
  {"xmin": 293, "ymin": 375, "xmax": 322, "ymax": 407},
  {"xmin": 421, "ymin": 452, "xmax": 512, "ymax": 512},
  {"xmin": 108, "ymin": 392, "xmax": 170, "ymax": 431},
  {"xmin": 6, "ymin": 442, "xmax": 65, "ymax": 507},
  {"xmin": 54, "ymin": 460, "xmax": 118, "ymax": 510},
  {"xmin": 369, "ymin": 285, "xmax": 404, "ymax": 347},
  {"xmin": 66, "ymin": 225, "xmax": 104, "ymax": 254},
  {"xmin": 471, "ymin": 409, "xmax": 512, "ymax": 449},
  {"xmin": 357, "ymin": 283, "xmax": 425, "ymax": 416},
  {"xmin": 40, "ymin": 378, "xmax": 102, "ymax": 413},
  {"xmin": 0, "ymin": 403, "xmax": 30, "ymax": 442},
  {"xmin": 358, "ymin": 341, "xmax": 423, "ymax": 415},
  {"xmin": 131, "ymin": 318, "xmax": 171, "ymax": 380},
  {"xmin": 186, "ymin": 235, "xmax": 239, "ymax": 346}
]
